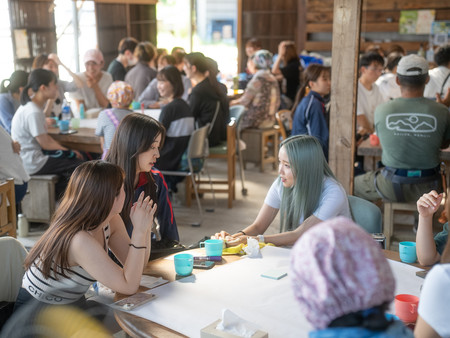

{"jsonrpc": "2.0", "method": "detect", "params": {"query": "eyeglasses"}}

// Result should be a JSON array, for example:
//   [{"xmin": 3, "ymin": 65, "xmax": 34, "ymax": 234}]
[{"xmin": 366, "ymin": 67, "xmax": 384, "ymax": 73}]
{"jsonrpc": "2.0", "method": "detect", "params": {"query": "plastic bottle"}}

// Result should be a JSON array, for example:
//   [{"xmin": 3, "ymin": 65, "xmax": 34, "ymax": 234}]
[
  {"xmin": 79, "ymin": 103, "xmax": 85, "ymax": 119},
  {"xmin": 61, "ymin": 100, "xmax": 71, "ymax": 121},
  {"xmin": 426, "ymin": 38, "xmax": 434, "ymax": 62},
  {"xmin": 418, "ymin": 44, "xmax": 425, "ymax": 58},
  {"xmin": 18, "ymin": 214, "xmax": 29, "ymax": 237}
]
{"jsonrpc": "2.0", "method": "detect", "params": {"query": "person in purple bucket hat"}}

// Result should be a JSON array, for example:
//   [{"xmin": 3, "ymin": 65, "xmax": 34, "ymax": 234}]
[{"xmin": 290, "ymin": 216, "xmax": 413, "ymax": 337}]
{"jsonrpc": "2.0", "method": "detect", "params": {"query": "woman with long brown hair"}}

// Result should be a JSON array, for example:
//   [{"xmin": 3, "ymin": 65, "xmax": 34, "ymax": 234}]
[
  {"xmin": 15, "ymin": 160, "xmax": 156, "ymax": 310},
  {"xmin": 106, "ymin": 113, "xmax": 181, "ymax": 249}
]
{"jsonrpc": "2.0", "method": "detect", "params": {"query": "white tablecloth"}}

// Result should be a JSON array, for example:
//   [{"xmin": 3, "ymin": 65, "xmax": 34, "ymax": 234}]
[{"xmin": 128, "ymin": 246, "xmax": 424, "ymax": 338}]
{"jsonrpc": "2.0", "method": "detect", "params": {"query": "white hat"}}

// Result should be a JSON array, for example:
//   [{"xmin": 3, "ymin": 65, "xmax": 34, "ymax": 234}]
[{"xmin": 397, "ymin": 54, "xmax": 428, "ymax": 76}]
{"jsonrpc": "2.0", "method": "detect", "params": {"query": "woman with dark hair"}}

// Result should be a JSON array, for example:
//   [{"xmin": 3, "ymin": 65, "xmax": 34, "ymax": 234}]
[
  {"xmin": 125, "ymin": 41, "xmax": 157, "ymax": 98},
  {"xmin": 0, "ymin": 70, "xmax": 28, "ymax": 133},
  {"xmin": 272, "ymin": 41, "xmax": 301, "ymax": 107},
  {"xmin": 230, "ymin": 49, "xmax": 280, "ymax": 129},
  {"xmin": 184, "ymin": 52, "xmax": 229, "ymax": 146},
  {"xmin": 215, "ymin": 135, "xmax": 350, "ymax": 246},
  {"xmin": 139, "ymin": 54, "xmax": 190, "ymax": 108},
  {"xmin": 291, "ymin": 64, "xmax": 331, "ymax": 158},
  {"xmin": 291, "ymin": 216, "xmax": 413, "ymax": 337},
  {"xmin": 156, "ymin": 66, "xmax": 194, "ymax": 173},
  {"xmin": 15, "ymin": 160, "xmax": 156, "ymax": 310},
  {"xmin": 106, "ymin": 113, "xmax": 180, "ymax": 249},
  {"xmin": 11, "ymin": 69, "xmax": 84, "ymax": 199}
]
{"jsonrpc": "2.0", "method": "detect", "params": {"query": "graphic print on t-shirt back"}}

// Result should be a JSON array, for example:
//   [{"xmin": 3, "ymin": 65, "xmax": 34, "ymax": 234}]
[{"xmin": 386, "ymin": 113, "xmax": 436, "ymax": 133}]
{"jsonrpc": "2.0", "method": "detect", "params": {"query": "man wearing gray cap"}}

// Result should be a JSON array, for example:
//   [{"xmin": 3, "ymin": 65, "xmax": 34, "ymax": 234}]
[{"xmin": 355, "ymin": 54, "xmax": 450, "ymax": 203}]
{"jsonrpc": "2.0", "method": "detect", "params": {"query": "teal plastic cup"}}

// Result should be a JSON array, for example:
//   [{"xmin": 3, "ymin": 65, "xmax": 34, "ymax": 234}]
[
  {"xmin": 174, "ymin": 253, "xmax": 193, "ymax": 276},
  {"xmin": 58, "ymin": 120, "xmax": 70, "ymax": 132},
  {"xmin": 399, "ymin": 241, "xmax": 417, "ymax": 263},
  {"xmin": 199, "ymin": 239, "xmax": 224, "ymax": 257},
  {"xmin": 131, "ymin": 101, "xmax": 141, "ymax": 110}
]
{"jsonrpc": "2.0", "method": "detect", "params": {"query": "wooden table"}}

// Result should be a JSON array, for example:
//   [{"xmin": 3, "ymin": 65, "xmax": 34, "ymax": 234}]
[
  {"xmin": 357, "ymin": 138, "xmax": 450, "ymax": 172},
  {"xmin": 48, "ymin": 127, "xmax": 102, "ymax": 153},
  {"xmin": 114, "ymin": 249, "xmax": 241, "ymax": 337},
  {"xmin": 113, "ymin": 249, "xmax": 425, "ymax": 337}
]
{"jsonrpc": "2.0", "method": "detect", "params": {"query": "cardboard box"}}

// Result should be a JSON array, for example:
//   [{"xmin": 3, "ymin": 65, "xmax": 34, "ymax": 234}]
[{"xmin": 200, "ymin": 319, "xmax": 268, "ymax": 338}]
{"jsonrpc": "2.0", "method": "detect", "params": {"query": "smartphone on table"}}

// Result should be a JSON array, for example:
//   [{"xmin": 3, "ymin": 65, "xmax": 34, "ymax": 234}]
[{"xmin": 193, "ymin": 261, "xmax": 215, "ymax": 269}]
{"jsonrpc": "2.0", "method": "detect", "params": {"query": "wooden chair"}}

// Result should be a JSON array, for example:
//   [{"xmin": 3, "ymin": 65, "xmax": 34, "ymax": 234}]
[
  {"xmin": 0, "ymin": 179, "xmax": 17, "ymax": 238},
  {"xmin": 161, "ymin": 124, "xmax": 211, "ymax": 225},
  {"xmin": 275, "ymin": 109, "xmax": 292, "ymax": 140},
  {"xmin": 383, "ymin": 201, "xmax": 417, "ymax": 250},
  {"xmin": 195, "ymin": 120, "xmax": 237, "ymax": 208}
]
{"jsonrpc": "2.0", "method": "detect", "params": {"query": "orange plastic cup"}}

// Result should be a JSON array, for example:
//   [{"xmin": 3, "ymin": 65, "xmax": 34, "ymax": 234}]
[
  {"xmin": 370, "ymin": 134, "xmax": 380, "ymax": 146},
  {"xmin": 395, "ymin": 294, "xmax": 419, "ymax": 323}
]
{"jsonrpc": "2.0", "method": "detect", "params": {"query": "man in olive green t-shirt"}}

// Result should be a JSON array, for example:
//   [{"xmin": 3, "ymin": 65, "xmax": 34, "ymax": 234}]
[{"xmin": 355, "ymin": 54, "xmax": 450, "ymax": 202}]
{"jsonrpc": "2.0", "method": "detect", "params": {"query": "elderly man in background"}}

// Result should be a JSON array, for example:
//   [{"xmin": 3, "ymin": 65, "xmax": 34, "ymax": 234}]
[{"xmin": 70, "ymin": 49, "xmax": 113, "ymax": 113}]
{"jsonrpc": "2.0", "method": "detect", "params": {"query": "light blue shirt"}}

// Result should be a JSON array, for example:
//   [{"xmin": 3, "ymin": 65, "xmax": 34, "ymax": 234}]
[{"xmin": 0, "ymin": 92, "xmax": 20, "ymax": 134}]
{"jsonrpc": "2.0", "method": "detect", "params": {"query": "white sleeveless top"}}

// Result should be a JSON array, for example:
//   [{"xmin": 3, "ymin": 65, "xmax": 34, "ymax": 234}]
[{"xmin": 22, "ymin": 224, "xmax": 111, "ymax": 305}]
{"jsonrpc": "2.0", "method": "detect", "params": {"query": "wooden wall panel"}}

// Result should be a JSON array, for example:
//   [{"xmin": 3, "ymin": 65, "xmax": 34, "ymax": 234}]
[
  {"xmin": 238, "ymin": 0, "xmax": 297, "ymax": 72},
  {"xmin": 9, "ymin": 0, "xmax": 57, "ymax": 70},
  {"xmin": 302, "ymin": 0, "xmax": 450, "ymax": 54},
  {"xmin": 95, "ymin": 2, "xmax": 156, "ymax": 69}
]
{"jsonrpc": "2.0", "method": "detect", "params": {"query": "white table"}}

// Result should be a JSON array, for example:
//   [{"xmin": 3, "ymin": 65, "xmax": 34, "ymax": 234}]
[{"xmin": 122, "ymin": 246, "xmax": 423, "ymax": 338}]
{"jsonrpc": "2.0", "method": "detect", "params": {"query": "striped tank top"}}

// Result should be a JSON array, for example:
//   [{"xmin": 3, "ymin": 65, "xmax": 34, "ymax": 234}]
[{"xmin": 22, "ymin": 224, "xmax": 111, "ymax": 305}]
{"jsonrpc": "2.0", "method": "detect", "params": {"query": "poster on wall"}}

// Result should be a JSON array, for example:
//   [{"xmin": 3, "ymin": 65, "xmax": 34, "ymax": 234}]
[
  {"xmin": 399, "ymin": 10, "xmax": 435, "ymax": 34},
  {"xmin": 432, "ymin": 21, "xmax": 450, "ymax": 46},
  {"xmin": 14, "ymin": 29, "xmax": 30, "ymax": 59}
]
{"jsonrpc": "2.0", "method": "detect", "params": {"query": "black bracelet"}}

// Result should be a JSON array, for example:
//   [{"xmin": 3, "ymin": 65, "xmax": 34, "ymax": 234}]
[
  {"xmin": 129, "ymin": 243, "xmax": 147, "ymax": 249},
  {"xmin": 237, "ymin": 230, "xmax": 246, "ymax": 235}
]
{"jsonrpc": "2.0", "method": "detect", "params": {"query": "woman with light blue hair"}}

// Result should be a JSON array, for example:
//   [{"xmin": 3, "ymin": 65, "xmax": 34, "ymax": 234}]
[{"xmin": 215, "ymin": 135, "xmax": 351, "ymax": 246}]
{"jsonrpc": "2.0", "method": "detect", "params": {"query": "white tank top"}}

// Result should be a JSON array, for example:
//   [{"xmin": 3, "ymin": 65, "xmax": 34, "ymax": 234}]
[{"xmin": 22, "ymin": 224, "xmax": 111, "ymax": 305}]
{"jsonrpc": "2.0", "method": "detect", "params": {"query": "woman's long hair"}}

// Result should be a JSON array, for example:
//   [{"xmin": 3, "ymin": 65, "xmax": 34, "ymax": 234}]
[
  {"xmin": 291, "ymin": 64, "xmax": 330, "ymax": 115},
  {"xmin": 20, "ymin": 69, "xmax": 57, "ymax": 105},
  {"xmin": 24, "ymin": 161, "xmax": 124, "ymax": 278},
  {"xmin": 106, "ymin": 113, "xmax": 165, "ymax": 227},
  {"xmin": 0, "ymin": 70, "xmax": 28, "ymax": 94},
  {"xmin": 279, "ymin": 135, "xmax": 337, "ymax": 232}
]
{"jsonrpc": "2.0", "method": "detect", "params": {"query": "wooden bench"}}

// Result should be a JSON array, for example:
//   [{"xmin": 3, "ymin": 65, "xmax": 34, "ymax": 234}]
[{"xmin": 21, "ymin": 175, "xmax": 58, "ymax": 223}]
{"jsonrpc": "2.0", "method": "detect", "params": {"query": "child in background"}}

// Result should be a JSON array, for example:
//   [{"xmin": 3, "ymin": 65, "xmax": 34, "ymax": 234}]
[
  {"xmin": 95, "ymin": 81, "xmax": 134, "ymax": 158},
  {"xmin": 291, "ymin": 64, "xmax": 331, "ymax": 159}
]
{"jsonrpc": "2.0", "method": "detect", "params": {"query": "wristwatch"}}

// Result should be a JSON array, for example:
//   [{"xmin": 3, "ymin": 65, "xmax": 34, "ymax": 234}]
[{"xmin": 257, "ymin": 234, "xmax": 265, "ymax": 243}]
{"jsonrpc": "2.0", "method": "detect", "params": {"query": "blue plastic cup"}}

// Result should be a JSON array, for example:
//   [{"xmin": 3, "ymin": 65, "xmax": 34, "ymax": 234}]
[
  {"xmin": 131, "ymin": 101, "xmax": 141, "ymax": 110},
  {"xmin": 199, "ymin": 239, "xmax": 224, "ymax": 257},
  {"xmin": 58, "ymin": 120, "xmax": 70, "ymax": 132},
  {"xmin": 174, "ymin": 253, "xmax": 193, "ymax": 276},
  {"xmin": 399, "ymin": 241, "xmax": 417, "ymax": 263}
]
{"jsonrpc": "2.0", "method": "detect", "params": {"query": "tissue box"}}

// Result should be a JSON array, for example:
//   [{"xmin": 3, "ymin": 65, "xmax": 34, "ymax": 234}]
[{"xmin": 200, "ymin": 320, "xmax": 268, "ymax": 338}]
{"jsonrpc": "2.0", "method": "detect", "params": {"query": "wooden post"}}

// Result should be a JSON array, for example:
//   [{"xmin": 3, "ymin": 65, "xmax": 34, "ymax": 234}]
[{"xmin": 328, "ymin": 0, "xmax": 362, "ymax": 194}]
